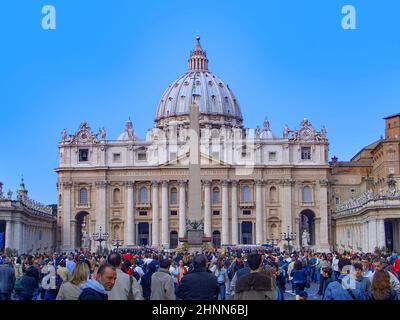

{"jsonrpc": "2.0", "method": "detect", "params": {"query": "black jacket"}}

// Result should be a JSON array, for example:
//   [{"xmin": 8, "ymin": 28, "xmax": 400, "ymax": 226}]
[
  {"xmin": 78, "ymin": 287, "xmax": 108, "ymax": 301},
  {"xmin": 18, "ymin": 275, "xmax": 38, "ymax": 300},
  {"xmin": 176, "ymin": 267, "xmax": 219, "ymax": 300}
]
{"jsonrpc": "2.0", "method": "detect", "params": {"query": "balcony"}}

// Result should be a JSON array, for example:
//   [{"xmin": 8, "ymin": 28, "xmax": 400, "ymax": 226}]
[
  {"xmin": 76, "ymin": 203, "xmax": 90, "ymax": 209},
  {"xmin": 239, "ymin": 201, "xmax": 255, "ymax": 209},
  {"xmin": 136, "ymin": 202, "xmax": 151, "ymax": 210}
]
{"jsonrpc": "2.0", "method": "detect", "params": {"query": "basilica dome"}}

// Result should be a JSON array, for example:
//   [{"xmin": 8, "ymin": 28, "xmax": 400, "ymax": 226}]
[{"xmin": 155, "ymin": 36, "xmax": 243, "ymax": 129}]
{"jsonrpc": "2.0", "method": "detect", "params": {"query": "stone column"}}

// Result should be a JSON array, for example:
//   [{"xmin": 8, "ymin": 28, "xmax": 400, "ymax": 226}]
[
  {"xmin": 70, "ymin": 220, "xmax": 77, "ymax": 250},
  {"xmin": 231, "ymin": 181, "xmax": 239, "ymax": 245},
  {"xmin": 368, "ymin": 220, "xmax": 377, "ymax": 252},
  {"xmin": 319, "ymin": 180, "xmax": 329, "ymax": 250},
  {"xmin": 179, "ymin": 181, "xmax": 186, "ymax": 239},
  {"xmin": 5, "ymin": 221, "xmax": 13, "ymax": 249},
  {"xmin": 152, "ymin": 181, "xmax": 160, "ymax": 247},
  {"xmin": 95, "ymin": 181, "xmax": 108, "ymax": 245},
  {"xmin": 281, "ymin": 179, "xmax": 293, "ymax": 239},
  {"xmin": 221, "ymin": 180, "xmax": 229, "ymax": 246},
  {"xmin": 62, "ymin": 182, "xmax": 72, "ymax": 251},
  {"xmin": 161, "ymin": 181, "xmax": 169, "ymax": 248},
  {"xmin": 255, "ymin": 180, "xmax": 264, "ymax": 245},
  {"xmin": 377, "ymin": 219, "xmax": 386, "ymax": 249},
  {"xmin": 126, "ymin": 181, "xmax": 135, "ymax": 246},
  {"xmin": 203, "ymin": 181, "xmax": 212, "ymax": 238}
]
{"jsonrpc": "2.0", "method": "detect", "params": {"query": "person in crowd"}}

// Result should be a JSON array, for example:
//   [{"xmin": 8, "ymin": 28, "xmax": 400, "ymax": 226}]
[
  {"xmin": 177, "ymin": 254, "xmax": 219, "ymax": 300},
  {"xmin": 297, "ymin": 290, "xmax": 308, "ymax": 300},
  {"xmin": 56, "ymin": 261, "xmax": 90, "ymax": 300},
  {"xmin": 210, "ymin": 257, "xmax": 228, "ymax": 300},
  {"xmin": 79, "ymin": 264, "xmax": 117, "ymax": 300},
  {"xmin": 107, "ymin": 252, "xmax": 143, "ymax": 300},
  {"xmin": 370, "ymin": 258, "xmax": 400, "ymax": 298},
  {"xmin": 169, "ymin": 260, "xmax": 179, "ymax": 291},
  {"xmin": 14, "ymin": 257, "xmax": 23, "ymax": 280},
  {"xmin": 323, "ymin": 264, "xmax": 365, "ymax": 300},
  {"xmin": 271, "ymin": 262, "xmax": 286, "ymax": 300},
  {"xmin": 66, "ymin": 255, "xmax": 76, "ymax": 275},
  {"xmin": 227, "ymin": 253, "xmax": 244, "ymax": 282},
  {"xmin": 353, "ymin": 262, "xmax": 372, "ymax": 300},
  {"xmin": 42, "ymin": 263, "xmax": 63, "ymax": 300},
  {"xmin": 141, "ymin": 261, "xmax": 157, "ymax": 300},
  {"xmin": 0, "ymin": 257, "xmax": 16, "ymax": 300},
  {"xmin": 290, "ymin": 260, "xmax": 308, "ymax": 295},
  {"xmin": 14, "ymin": 266, "xmax": 38, "ymax": 300},
  {"xmin": 57, "ymin": 259, "xmax": 70, "ymax": 283},
  {"xmin": 361, "ymin": 256, "xmax": 373, "ymax": 278},
  {"xmin": 371, "ymin": 270, "xmax": 398, "ymax": 300},
  {"xmin": 234, "ymin": 253, "xmax": 276, "ymax": 300},
  {"xmin": 151, "ymin": 258, "xmax": 175, "ymax": 300}
]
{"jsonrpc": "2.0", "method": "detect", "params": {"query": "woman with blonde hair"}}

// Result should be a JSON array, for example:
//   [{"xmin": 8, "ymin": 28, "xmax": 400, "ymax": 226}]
[
  {"xmin": 371, "ymin": 270, "xmax": 398, "ymax": 300},
  {"xmin": 56, "ymin": 261, "xmax": 90, "ymax": 300}
]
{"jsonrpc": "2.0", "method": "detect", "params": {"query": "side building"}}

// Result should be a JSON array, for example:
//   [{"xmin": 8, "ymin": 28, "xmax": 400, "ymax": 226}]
[
  {"xmin": 331, "ymin": 113, "xmax": 400, "ymax": 253},
  {"xmin": 0, "ymin": 180, "xmax": 57, "ymax": 254}
]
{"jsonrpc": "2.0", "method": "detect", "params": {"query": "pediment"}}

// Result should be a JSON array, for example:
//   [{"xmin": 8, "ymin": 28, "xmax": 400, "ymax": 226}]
[{"xmin": 160, "ymin": 152, "xmax": 229, "ymax": 167}]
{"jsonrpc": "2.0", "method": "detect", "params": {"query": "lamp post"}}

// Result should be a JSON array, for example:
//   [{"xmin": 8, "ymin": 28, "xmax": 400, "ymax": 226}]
[
  {"xmin": 112, "ymin": 239, "xmax": 124, "ymax": 250},
  {"xmin": 281, "ymin": 226, "xmax": 296, "ymax": 254},
  {"xmin": 92, "ymin": 226, "xmax": 109, "ymax": 255}
]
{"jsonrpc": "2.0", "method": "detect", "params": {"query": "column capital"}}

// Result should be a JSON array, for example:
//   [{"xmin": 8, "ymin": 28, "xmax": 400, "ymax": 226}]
[
  {"xmin": 125, "ymin": 181, "xmax": 135, "ymax": 189},
  {"xmin": 151, "ymin": 180, "xmax": 160, "ymax": 187},
  {"xmin": 280, "ymin": 179, "xmax": 295, "ymax": 186},
  {"xmin": 162, "ymin": 180, "xmax": 169, "ymax": 188},
  {"xmin": 202, "ymin": 180, "xmax": 211, "ymax": 187},
  {"xmin": 62, "ymin": 182, "xmax": 73, "ymax": 189},
  {"xmin": 95, "ymin": 181, "xmax": 109, "ymax": 189},
  {"xmin": 178, "ymin": 180, "xmax": 187, "ymax": 187},
  {"xmin": 255, "ymin": 179, "xmax": 264, "ymax": 186},
  {"xmin": 231, "ymin": 180, "xmax": 239, "ymax": 187},
  {"xmin": 319, "ymin": 179, "xmax": 330, "ymax": 187},
  {"xmin": 221, "ymin": 180, "xmax": 230, "ymax": 187}
]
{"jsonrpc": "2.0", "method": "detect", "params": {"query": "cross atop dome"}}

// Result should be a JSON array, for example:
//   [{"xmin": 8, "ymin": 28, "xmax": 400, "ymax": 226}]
[{"xmin": 189, "ymin": 35, "xmax": 209, "ymax": 71}]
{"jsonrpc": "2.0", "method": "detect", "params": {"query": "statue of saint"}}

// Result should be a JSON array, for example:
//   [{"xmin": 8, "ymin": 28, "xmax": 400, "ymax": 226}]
[
  {"xmin": 255, "ymin": 126, "xmax": 261, "ymax": 139},
  {"xmin": 283, "ymin": 125, "xmax": 289, "ymax": 139},
  {"xmin": 100, "ymin": 127, "xmax": 107, "ymax": 141},
  {"xmin": 302, "ymin": 229, "xmax": 310, "ymax": 247},
  {"xmin": 61, "ymin": 129, "xmax": 67, "ymax": 142},
  {"xmin": 81, "ymin": 231, "xmax": 90, "ymax": 248}
]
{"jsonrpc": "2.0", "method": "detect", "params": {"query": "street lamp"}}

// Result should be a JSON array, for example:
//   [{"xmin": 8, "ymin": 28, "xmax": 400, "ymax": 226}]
[
  {"xmin": 112, "ymin": 239, "xmax": 124, "ymax": 250},
  {"xmin": 281, "ymin": 226, "xmax": 296, "ymax": 254},
  {"xmin": 92, "ymin": 226, "xmax": 109, "ymax": 255},
  {"xmin": 266, "ymin": 236, "xmax": 278, "ymax": 249}
]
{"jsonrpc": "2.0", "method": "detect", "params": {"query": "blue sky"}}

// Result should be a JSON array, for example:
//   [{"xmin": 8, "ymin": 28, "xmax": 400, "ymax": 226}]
[{"xmin": 0, "ymin": 0, "xmax": 399, "ymax": 204}]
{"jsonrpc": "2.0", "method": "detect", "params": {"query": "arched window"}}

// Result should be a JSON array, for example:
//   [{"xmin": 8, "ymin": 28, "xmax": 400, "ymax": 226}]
[
  {"xmin": 212, "ymin": 231, "xmax": 221, "ymax": 247},
  {"xmin": 242, "ymin": 185, "xmax": 250, "ymax": 202},
  {"xmin": 113, "ymin": 188, "xmax": 121, "ymax": 204},
  {"xmin": 170, "ymin": 187, "xmax": 178, "ymax": 205},
  {"xmin": 303, "ymin": 186, "xmax": 312, "ymax": 203},
  {"xmin": 270, "ymin": 187, "xmax": 277, "ymax": 203},
  {"xmin": 58, "ymin": 194, "xmax": 62, "ymax": 206},
  {"xmin": 139, "ymin": 187, "xmax": 148, "ymax": 204},
  {"xmin": 79, "ymin": 188, "xmax": 88, "ymax": 205},
  {"xmin": 213, "ymin": 187, "xmax": 220, "ymax": 204}
]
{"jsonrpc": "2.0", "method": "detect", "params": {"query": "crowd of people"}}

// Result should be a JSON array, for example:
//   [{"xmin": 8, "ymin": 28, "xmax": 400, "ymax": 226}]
[{"xmin": 0, "ymin": 247, "xmax": 399, "ymax": 301}]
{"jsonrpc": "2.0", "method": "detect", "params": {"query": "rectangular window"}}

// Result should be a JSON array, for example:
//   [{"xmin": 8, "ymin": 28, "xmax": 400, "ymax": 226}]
[
  {"xmin": 242, "ymin": 210, "xmax": 251, "ymax": 215},
  {"xmin": 213, "ymin": 210, "xmax": 220, "ymax": 216},
  {"xmin": 79, "ymin": 149, "xmax": 89, "ymax": 162},
  {"xmin": 113, "ymin": 153, "xmax": 121, "ymax": 162},
  {"xmin": 335, "ymin": 197, "xmax": 340, "ymax": 205},
  {"xmin": 301, "ymin": 147, "xmax": 311, "ymax": 160},
  {"xmin": 170, "ymin": 210, "xmax": 178, "ymax": 216},
  {"xmin": 269, "ymin": 152, "xmax": 277, "ymax": 161},
  {"xmin": 138, "ymin": 152, "xmax": 147, "ymax": 161},
  {"xmin": 139, "ymin": 211, "xmax": 147, "ymax": 216}
]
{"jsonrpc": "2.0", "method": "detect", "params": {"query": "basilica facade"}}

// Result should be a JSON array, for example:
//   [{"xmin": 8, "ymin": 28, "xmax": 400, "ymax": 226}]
[{"xmin": 56, "ymin": 37, "xmax": 331, "ymax": 252}]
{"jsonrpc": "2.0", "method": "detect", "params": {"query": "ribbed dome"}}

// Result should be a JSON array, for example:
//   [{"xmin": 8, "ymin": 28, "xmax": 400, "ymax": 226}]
[{"xmin": 155, "ymin": 36, "xmax": 243, "ymax": 128}]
